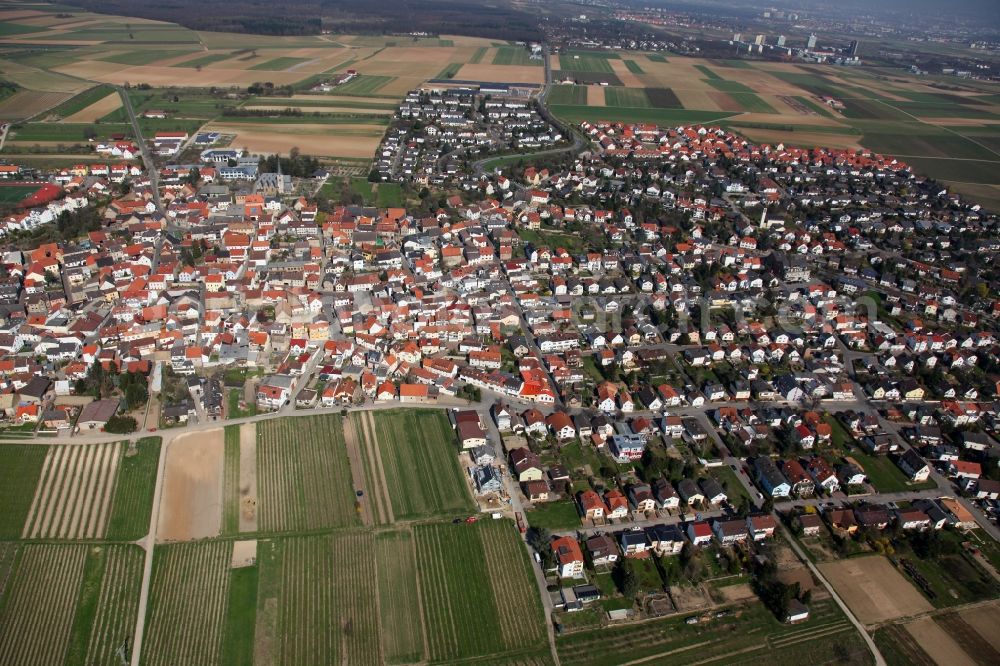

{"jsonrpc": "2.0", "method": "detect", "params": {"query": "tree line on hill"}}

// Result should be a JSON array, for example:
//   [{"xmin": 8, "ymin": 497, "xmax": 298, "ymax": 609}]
[{"xmin": 62, "ymin": 0, "xmax": 541, "ymax": 41}]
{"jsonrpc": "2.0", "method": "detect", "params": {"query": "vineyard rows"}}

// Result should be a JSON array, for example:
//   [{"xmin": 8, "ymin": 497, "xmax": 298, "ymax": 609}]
[
  {"xmin": 143, "ymin": 540, "xmax": 231, "ymax": 666},
  {"xmin": 269, "ymin": 532, "xmax": 380, "ymax": 665},
  {"xmin": 22, "ymin": 441, "xmax": 121, "ymax": 540},
  {"xmin": 257, "ymin": 415, "xmax": 358, "ymax": 532},
  {"xmin": 371, "ymin": 409, "xmax": 474, "ymax": 521},
  {"xmin": 415, "ymin": 522, "xmax": 506, "ymax": 662},
  {"xmin": 0, "ymin": 544, "xmax": 86, "ymax": 666},
  {"xmin": 78, "ymin": 545, "xmax": 144, "ymax": 665},
  {"xmin": 375, "ymin": 530, "xmax": 425, "ymax": 663},
  {"xmin": 480, "ymin": 521, "xmax": 548, "ymax": 649}
]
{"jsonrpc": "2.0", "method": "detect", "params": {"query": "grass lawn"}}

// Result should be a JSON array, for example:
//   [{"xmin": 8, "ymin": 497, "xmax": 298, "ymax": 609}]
[
  {"xmin": 106, "ymin": 437, "xmax": 162, "ymax": 540},
  {"xmin": 527, "ymin": 500, "xmax": 581, "ymax": 530},
  {"xmin": 227, "ymin": 388, "xmax": 257, "ymax": 418},
  {"xmin": 220, "ymin": 565, "xmax": 258, "ymax": 666},
  {"xmin": 375, "ymin": 182, "xmax": 404, "ymax": 207},
  {"xmin": 559, "ymin": 54, "xmax": 615, "ymax": 74},
  {"xmin": 709, "ymin": 465, "xmax": 752, "ymax": 506}
]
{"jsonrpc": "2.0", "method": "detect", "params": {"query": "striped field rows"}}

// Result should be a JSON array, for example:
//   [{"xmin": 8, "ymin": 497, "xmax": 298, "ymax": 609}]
[
  {"xmin": 0, "ymin": 544, "xmax": 86, "ymax": 666},
  {"xmin": 22, "ymin": 442, "xmax": 122, "ymax": 540},
  {"xmin": 257, "ymin": 415, "xmax": 358, "ymax": 532},
  {"xmin": 143, "ymin": 540, "xmax": 231, "ymax": 666}
]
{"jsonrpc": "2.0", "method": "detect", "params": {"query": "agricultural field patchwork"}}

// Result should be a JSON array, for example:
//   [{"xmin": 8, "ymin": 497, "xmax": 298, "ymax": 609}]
[
  {"xmin": 540, "ymin": 53, "xmax": 1000, "ymax": 199},
  {"xmin": 0, "ymin": 543, "xmax": 143, "ymax": 666}
]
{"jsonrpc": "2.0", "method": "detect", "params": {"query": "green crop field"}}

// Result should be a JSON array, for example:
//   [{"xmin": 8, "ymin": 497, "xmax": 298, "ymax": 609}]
[
  {"xmin": 334, "ymin": 75, "xmax": 396, "ymax": 95},
  {"xmin": 647, "ymin": 53, "xmax": 668, "ymax": 62},
  {"xmin": 97, "ymin": 49, "xmax": 196, "ymax": 66},
  {"xmin": 436, "ymin": 62, "xmax": 463, "ymax": 79},
  {"xmin": 415, "ymin": 520, "xmax": 548, "ymax": 663},
  {"xmin": 0, "ymin": 23, "xmax": 44, "ymax": 37},
  {"xmin": 645, "ymin": 88, "xmax": 683, "ymax": 109},
  {"xmin": 493, "ymin": 46, "xmax": 541, "ymax": 66},
  {"xmin": 0, "ymin": 543, "xmax": 143, "ymax": 666},
  {"xmin": 0, "ymin": 445, "xmax": 46, "ymax": 538},
  {"xmin": 144, "ymin": 540, "xmax": 231, "ymax": 666},
  {"xmin": 624, "ymin": 59, "xmax": 644, "ymax": 74},
  {"xmin": 255, "ymin": 532, "xmax": 380, "ymax": 665},
  {"xmin": 728, "ymin": 92, "xmax": 778, "ymax": 113},
  {"xmin": 559, "ymin": 54, "xmax": 615, "ymax": 74},
  {"xmin": 105, "ymin": 436, "xmax": 161, "ymax": 540},
  {"xmin": 704, "ymin": 78, "xmax": 755, "ymax": 93},
  {"xmin": 695, "ymin": 64, "xmax": 723, "ymax": 80},
  {"xmin": 172, "ymin": 52, "xmax": 235, "ymax": 68},
  {"xmin": 46, "ymin": 84, "xmax": 116, "ymax": 119},
  {"xmin": 470, "ymin": 47, "xmax": 487, "ymax": 64},
  {"xmin": 256, "ymin": 415, "xmax": 359, "ymax": 532},
  {"xmin": 549, "ymin": 85, "xmax": 588, "ymax": 105},
  {"xmin": 604, "ymin": 87, "xmax": 652, "ymax": 108},
  {"xmin": 793, "ymin": 95, "xmax": 835, "ymax": 118},
  {"xmin": 10, "ymin": 123, "xmax": 132, "ymax": 142},
  {"xmin": 220, "ymin": 565, "xmax": 257, "ymax": 665},
  {"xmin": 250, "ymin": 57, "xmax": 310, "ymax": 71},
  {"xmin": 365, "ymin": 409, "xmax": 474, "ymax": 521}
]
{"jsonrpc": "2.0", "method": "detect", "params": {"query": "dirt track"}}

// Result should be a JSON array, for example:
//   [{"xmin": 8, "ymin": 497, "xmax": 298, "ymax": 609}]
[
  {"xmin": 342, "ymin": 416, "xmax": 374, "ymax": 526},
  {"xmin": 238, "ymin": 423, "xmax": 258, "ymax": 533},
  {"xmin": 360, "ymin": 411, "xmax": 394, "ymax": 524}
]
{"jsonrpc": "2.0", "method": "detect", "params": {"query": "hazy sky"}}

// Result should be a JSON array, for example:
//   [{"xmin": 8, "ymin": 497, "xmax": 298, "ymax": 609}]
[{"xmin": 656, "ymin": 0, "xmax": 999, "ymax": 26}]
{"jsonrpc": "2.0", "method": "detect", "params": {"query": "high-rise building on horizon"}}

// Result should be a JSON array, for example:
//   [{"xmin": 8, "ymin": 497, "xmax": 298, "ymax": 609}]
[{"xmin": 807, "ymin": 33, "xmax": 817, "ymax": 49}]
